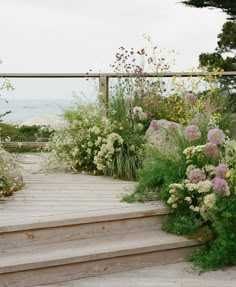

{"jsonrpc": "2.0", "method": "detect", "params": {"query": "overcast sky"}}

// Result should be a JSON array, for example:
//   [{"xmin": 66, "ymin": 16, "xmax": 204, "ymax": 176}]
[
  {"xmin": 0, "ymin": 0, "xmax": 228, "ymax": 121},
  {"xmin": 0, "ymin": 0, "xmax": 227, "ymax": 73}
]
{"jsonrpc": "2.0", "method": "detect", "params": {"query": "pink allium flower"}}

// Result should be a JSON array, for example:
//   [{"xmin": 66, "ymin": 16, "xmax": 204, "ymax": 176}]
[
  {"xmin": 207, "ymin": 128, "xmax": 224, "ymax": 145},
  {"xmin": 188, "ymin": 168, "xmax": 206, "ymax": 183},
  {"xmin": 215, "ymin": 164, "xmax": 228, "ymax": 179},
  {"xmin": 204, "ymin": 143, "xmax": 219, "ymax": 159},
  {"xmin": 212, "ymin": 177, "xmax": 230, "ymax": 196},
  {"xmin": 184, "ymin": 93, "xmax": 197, "ymax": 105},
  {"xmin": 150, "ymin": 120, "xmax": 159, "ymax": 131},
  {"xmin": 184, "ymin": 125, "xmax": 201, "ymax": 141}
]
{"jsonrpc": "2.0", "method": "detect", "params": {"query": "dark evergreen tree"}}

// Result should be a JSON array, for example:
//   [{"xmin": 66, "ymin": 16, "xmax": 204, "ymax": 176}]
[{"xmin": 182, "ymin": 0, "xmax": 236, "ymax": 110}]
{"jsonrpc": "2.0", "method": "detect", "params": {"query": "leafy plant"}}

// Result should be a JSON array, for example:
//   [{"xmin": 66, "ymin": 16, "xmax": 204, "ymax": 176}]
[{"xmin": 0, "ymin": 144, "xmax": 24, "ymax": 197}]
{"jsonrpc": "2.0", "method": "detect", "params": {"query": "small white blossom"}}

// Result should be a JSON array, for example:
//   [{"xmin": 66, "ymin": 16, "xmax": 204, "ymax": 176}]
[
  {"xmin": 133, "ymin": 106, "xmax": 143, "ymax": 115},
  {"xmin": 138, "ymin": 112, "xmax": 148, "ymax": 121},
  {"xmin": 203, "ymin": 193, "xmax": 216, "ymax": 209},
  {"xmin": 197, "ymin": 180, "xmax": 212, "ymax": 193}
]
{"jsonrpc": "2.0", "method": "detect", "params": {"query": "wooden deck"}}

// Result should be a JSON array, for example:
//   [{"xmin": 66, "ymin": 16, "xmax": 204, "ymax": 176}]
[
  {"xmin": 0, "ymin": 171, "xmax": 165, "ymax": 231},
  {"xmin": 0, "ymin": 154, "xmax": 202, "ymax": 286}
]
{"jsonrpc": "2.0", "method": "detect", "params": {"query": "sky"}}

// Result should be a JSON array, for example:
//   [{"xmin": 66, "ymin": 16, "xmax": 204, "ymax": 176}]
[
  {"xmin": 0, "ymin": 0, "xmax": 227, "ymax": 73},
  {"xmin": 0, "ymin": 0, "xmax": 228, "ymax": 122}
]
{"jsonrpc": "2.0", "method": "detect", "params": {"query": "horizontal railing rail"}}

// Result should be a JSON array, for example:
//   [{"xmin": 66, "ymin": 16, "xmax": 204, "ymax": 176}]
[
  {"xmin": 1, "ymin": 71, "xmax": 236, "ymax": 114},
  {"xmin": 0, "ymin": 71, "xmax": 236, "ymax": 78}
]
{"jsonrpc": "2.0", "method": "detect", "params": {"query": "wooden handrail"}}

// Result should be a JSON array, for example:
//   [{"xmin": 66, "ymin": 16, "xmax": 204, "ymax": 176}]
[
  {"xmin": 0, "ymin": 71, "xmax": 236, "ymax": 78},
  {"xmin": 1, "ymin": 71, "xmax": 235, "ymax": 116}
]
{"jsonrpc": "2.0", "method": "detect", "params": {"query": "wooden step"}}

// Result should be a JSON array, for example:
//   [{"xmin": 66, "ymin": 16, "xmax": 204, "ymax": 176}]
[
  {"xmin": 35, "ymin": 262, "xmax": 236, "ymax": 287},
  {"xmin": 0, "ymin": 230, "xmax": 200, "ymax": 287},
  {"xmin": 0, "ymin": 205, "xmax": 168, "ymax": 251}
]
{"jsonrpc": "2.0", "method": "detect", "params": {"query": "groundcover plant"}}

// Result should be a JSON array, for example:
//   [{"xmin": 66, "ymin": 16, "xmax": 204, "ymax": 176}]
[{"xmin": 0, "ymin": 144, "xmax": 24, "ymax": 197}]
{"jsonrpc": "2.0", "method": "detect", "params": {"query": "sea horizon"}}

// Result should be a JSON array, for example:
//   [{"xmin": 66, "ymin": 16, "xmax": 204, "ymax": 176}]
[{"xmin": 0, "ymin": 98, "xmax": 75, "ymax": 124}]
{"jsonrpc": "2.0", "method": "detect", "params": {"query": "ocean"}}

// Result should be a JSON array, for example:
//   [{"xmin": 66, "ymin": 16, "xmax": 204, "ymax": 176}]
[
  {"xmin": 0, "ymin": 99, "xmax": 74, "ymax": 124},
  {"xmin": 0, "ymin": 78, "xmax": 99, "ymax": 124}
]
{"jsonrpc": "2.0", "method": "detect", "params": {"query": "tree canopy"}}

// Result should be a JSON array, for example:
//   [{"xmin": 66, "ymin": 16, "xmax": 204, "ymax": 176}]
[
  {"xmin": 182, "ymin": 0, "xmax": 236, "ymax": 20},
  {"xmin": 182, "ymin": 0, "xmax": 236, "ymax": 110},
  {"xmin": 182, "ymin": 0, "xmax": 236, "ymax": 71}
]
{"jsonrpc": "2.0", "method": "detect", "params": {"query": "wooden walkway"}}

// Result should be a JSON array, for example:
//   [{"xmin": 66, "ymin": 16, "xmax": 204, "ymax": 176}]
[
  {"xmin": 0, "ymin": 153, "xmax": 165, "ymax": 231},
  {"xmin": 1, "ymin": 154, "xmax": 233, "ymax": 287}
]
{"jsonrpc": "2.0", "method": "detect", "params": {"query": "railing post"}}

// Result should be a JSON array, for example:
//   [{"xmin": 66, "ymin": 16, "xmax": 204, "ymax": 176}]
[{"xmin": 99, "ymin": 75, "xmax": 109, "ymax": 116}]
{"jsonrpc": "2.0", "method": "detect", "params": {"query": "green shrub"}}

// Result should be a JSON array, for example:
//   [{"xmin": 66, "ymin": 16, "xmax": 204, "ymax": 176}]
[
  {"xmin": 0, "ymin": 123, "xmax": 52, "ymax": 142},
  {"xmin": 0, "ymin": 145, "xmax": 23, "ymax": 197}
]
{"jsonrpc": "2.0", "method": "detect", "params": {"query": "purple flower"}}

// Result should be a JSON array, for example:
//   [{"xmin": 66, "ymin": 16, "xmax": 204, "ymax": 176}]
[
  {"xmin": 215, "ymin": 164, "xmax": 228, "ymax": 179},
  {"xmin": 207, "ymin": 128, "xmax": 224, "ymax": 145},
  {"xmin": 184, "ymin": 125, "xmax": 201, "ymax": 141},
  {"xmin": 188, "ymin": 168, "xmax": 206, "ymax": 183},
  {"xmin": 212, "ymin": 177, "xmax": 230, "ymax": 196},
  {"xmin": 184, "ymin": 93, "xmax": 197, "ymax": 105},
  {"xmin": 150, "ymin": 120, "xmax": 159, "ymax": 131},
  {"xmin": 204, "ymin": 143, "xmax": 219, "ymax": 159}
]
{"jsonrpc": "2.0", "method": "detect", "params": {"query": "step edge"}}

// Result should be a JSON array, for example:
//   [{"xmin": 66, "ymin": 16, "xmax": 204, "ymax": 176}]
[
  {"xmin": 0, "ymin": 206, "xmax": 169, "ymax": 233},
  {"xmin": 0, "ymin": 238, "xmax": 200, "ymax": 274}
]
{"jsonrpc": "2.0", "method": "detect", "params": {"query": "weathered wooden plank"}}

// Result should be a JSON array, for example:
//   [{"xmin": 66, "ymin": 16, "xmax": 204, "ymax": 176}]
[{"xmin": 0, "ymin": 246, "xmax": 196, "ymax": 287}]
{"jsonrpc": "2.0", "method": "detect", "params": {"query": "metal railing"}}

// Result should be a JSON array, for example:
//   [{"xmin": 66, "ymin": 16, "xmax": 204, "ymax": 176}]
[{"xmin": 1, "ymin": 71, "xmax": 236, "ymax": 111}]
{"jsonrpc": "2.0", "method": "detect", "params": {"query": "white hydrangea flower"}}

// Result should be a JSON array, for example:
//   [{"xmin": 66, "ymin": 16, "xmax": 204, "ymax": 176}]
[
  {"xmin": 204, "ymin": 165, "xmax": 215, "ymax": 174},
  {"xmin": 197, "ymin": 180, "xmax": 212, "ymax": 193},
  {"xmin": 169, "ymin": 189, "xmax": 176, "ymax": 194},
  {"xmin": 203, "ymin": 193, "xmax": 216, "ymax": 209},
  {"xmin": 183, "ymin": 146, "xmax": 194, "ymax": 156},
  {"xmin": 169, "ymin": 183, "xmax": 184, "ymax": 190},
  {"xmin": 192, "ymin": 145, "xmax": 205, "ymax": 153},
  {"xmin": 189, "ymin": 205, "xmax": 200, "ymax": 212},
  {"xmin": 185, "ymin": 183, "xmax": 198, "ymax": 191},
  {"xmin": 185, "ymin": 196, "xmax": 192, "ymax": 203},
  {"xmin": 167, "ymin": 195, "xmax": 178, "ymax": 204}
]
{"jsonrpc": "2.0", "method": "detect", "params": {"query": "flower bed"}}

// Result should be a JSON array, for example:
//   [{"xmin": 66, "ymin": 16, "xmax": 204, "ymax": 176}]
[
  {"xmin": 125, "ymin": 100, "xmax": 236, "ymax": 270},
  {"xmin": 0, "ymin": 145, "xmax": 24, "ymax": 197}
]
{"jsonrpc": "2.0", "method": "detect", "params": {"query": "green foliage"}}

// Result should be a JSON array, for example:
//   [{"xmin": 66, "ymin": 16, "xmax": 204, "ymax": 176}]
[
  {"xmin": 48, "ymin": 95, "xmax": 145, "ymax": 180},
  {"xmin": 192, "ymin": 193, "xmax": 236, "ymax": 270},
  {"xmin": 182, "ymin": 1, "xmax": 236, "ymax": 112},
  {"xmin": 218, "ymin": 21, "xmax": 236, "ymax": 52},
  {"xmin": 0, "ymin": 62, "xmax": 14, "ymax": 121},
  {"xmin": 198, "ymin": 20, "xmax": 236, "ymax": 72},
  {"xmin": 134, "ymin": 94, "xmax": 190, "ymax": 125},
  {"xmin": 106, "ymin": 143, "xmax": 142, "ymax": 180},
  {"xmin": 162, "ymin": 213, "xmax": 202, "ymax": 235},
  {"xmin": 123, "ymin": 147, "xmax": 186, "ymax": 202},
  {"xmin": 0, "ymin": 123, "xmax": 52, "ymax": 142},
  {"xmin": 48, "ymin": 103, "xmax": 109, "ymax": 172},
  {"xmin": 126, "ymin": 99, "xmax": 236, "ymax": 270},
  {"xmin": 182, "ymin": 0, "xmax": 236, "ymax": 20},
  {"xmin": 0, "ymin": 145, "xmax": 23, "ymax": 197}
]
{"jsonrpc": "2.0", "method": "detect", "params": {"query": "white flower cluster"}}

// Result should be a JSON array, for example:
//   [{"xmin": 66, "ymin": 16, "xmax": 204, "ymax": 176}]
[
  {"xmin": 183, "ymin": 145, "xmax": 205, "ymax": 160},
  {"xmin": 133, "ymin": 106, "xmax": 148, "ymax": 121},
  {"xmin": 47, "ymin": 105, "xmax": 113, "ymax": 172},
  {"xmin": 167, "ymin": 177, "xmax": 216, "ymax": 219},
  {"xmin": 0, "ymin": 145, "xmax": 23, "ymax": 197},
  {"xmin": 203, "ymin": 193, "xmax": 216, "ymax": 209},
  {"xmin": 94, "ymin": 133, "xmax": 123, "ymax": 171}
]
